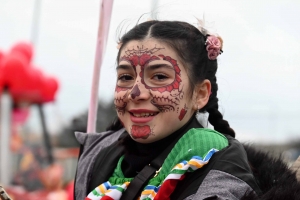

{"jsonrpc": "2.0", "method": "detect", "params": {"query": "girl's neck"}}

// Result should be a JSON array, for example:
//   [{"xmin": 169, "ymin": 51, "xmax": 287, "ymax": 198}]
[{"xmin": 120, "ymin": 116, "xmax": 202, "ymax": 177}]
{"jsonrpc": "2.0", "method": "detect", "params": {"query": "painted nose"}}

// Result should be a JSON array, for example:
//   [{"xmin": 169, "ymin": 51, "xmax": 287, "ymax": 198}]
[
  {"xmin": 130, "ymin": 84, "xmax": 140, "ymax": 99},
  {"xmin": 128, "ymin": 82, "xmax": 150, "ymax": 102}
]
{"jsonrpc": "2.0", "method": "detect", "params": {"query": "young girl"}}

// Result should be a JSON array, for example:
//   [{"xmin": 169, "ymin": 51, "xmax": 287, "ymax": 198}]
[{"xmin": 74, "ymin": 20, "xmax": 299, "ymax": 200}]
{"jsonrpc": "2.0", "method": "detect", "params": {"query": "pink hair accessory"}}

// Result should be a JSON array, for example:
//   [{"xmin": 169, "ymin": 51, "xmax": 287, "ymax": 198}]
[{"xmin": 205, "ymin": 35, "xmax": 223, "ymax": 60}]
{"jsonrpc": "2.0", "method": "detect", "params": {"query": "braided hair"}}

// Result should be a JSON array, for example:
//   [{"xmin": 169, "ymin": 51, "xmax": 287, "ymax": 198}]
[{"xmin": 108, "ymin": 20, "xmax": 235, "ymax": 137}]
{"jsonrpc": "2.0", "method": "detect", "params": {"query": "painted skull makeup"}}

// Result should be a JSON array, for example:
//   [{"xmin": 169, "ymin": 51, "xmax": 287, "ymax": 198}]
[
  {"xmin": 130, "ymin": 84, "xmax": 140, "ymax": 99},
  {"xmin": 114, "ymin": 39, "xmax": 196, "ymax": 143}
]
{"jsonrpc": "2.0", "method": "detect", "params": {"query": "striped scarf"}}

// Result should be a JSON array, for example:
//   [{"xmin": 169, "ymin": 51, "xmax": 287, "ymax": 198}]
[{"xmin": 86, "ymin": 128, "xmax": 228, "ymax": 200}]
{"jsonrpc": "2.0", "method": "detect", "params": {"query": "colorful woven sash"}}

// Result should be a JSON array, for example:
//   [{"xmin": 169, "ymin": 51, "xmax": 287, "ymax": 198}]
[{"xmin": 86, "ymin": 128, "xmax": 228, "ymax": 200}]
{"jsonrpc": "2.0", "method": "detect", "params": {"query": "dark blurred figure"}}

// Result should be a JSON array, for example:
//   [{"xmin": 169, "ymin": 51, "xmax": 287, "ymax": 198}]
[{"xmin": 57, "ymin": 101, "xmax": 116, "ymax": 147}]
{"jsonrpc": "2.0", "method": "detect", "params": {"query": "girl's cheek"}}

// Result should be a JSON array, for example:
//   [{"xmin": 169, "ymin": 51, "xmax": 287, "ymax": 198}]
[
  {"xmin": 149, "ymin": 89, "xmax": 181, "ymax": 113},
  {"xmin": 114, "ymin": 90, "xmax": 129, "ymax": 115}
]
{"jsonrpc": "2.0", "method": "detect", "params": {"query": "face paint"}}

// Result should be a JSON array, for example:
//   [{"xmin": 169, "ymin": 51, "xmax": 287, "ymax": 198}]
[
  {"xmin": 141, "ymin": 54, "xmax": 183, "ymax": 114},
  {"xmin": 130, "ymin": 84, "xmax": 140, "ymax": 99},
  {"xmin": 115, "ymin": 39, "xmax": 195, "ymax": 143},
  {"xmin": 114, "ymin": 91, "xmax": 129, "ymax": 115},
  {"xmin": 178, "ymin": 104, "xmax": 188, "ymax": 121},
  {"xmin": 142, "ymin": 54, "xmax": 182, "ymax": 93},
  {"xmin": 131, "ymin": 125, "xmax": 152, "ymax": 139},
  {"xmin": 151, "ymin": 97, "xmax": 175, "ymax": 112}
]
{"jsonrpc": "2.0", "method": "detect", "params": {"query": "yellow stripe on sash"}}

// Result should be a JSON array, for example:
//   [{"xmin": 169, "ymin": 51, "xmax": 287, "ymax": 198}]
[
  {"xmin": 188, "ymin": 160, "xmax": 204, "ymax": 168},
  {"xmin": 124, "ymin": 182, "xmax": 130, "ymax": 187},
  {"xmin": 174, "ymin": 163, "xmax": 184, "ymax": 169},
  {"xmin": 99, "ymin": 184, "xmax": 106, "ymax": 193},
  {"xmin": 141, "ymin": 190, "xmax": 156, "ymax": 196}
]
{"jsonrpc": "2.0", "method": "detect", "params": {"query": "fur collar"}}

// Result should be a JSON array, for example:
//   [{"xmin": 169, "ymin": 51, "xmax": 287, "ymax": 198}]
[{"xmin": 241, "ymin": 144, "xmax": 300, "ymax": 200}]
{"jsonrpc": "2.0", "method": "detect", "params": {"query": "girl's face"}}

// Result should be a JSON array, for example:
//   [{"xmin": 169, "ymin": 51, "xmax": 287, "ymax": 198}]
[{"xmin": 114, "ymin": 39, "xmax": 197, "ymax": 143}]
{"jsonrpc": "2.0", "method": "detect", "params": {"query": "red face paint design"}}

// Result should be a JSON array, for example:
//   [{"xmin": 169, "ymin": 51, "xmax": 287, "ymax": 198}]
[
  {"xmin": 125, "ymin": 45, "xmax": 163, "ymax": 58},
  {"xmin": 178, "ymin": 104, "xmax": 188, "ymax": 121},
  {"xmin": 115, "ymin": 85, "xmax": 130, "ymax": 93},
  {"xmin": 115, "ymin": 58, "xmax": 135, "ymax": 93},
  {"xmin": 116, "ymin": 41, "xmax": 194, "ymax": 143},
  {"xmin": 114, "ymin": 92, "xmax": 128, "ymax": 115},
  {"xmin": 117, "ymin": 46, "xmax": 184, "ymax": 117},
  {"xmin": 150, "ymin": 100, "xmax": 175, "ymax": 112},
  {"xmin": 115, "ymin": 47, "xmax": 161, "ymax": 93},
  {"xmin": 115, "ymin": 102, "xmax": 127, "ymax": 115},
  {"xmin": 117, "ymin": 46, "xmax": 183, "ymax": 114},
  {"xmin": 121, "ymin": 46, "xmax": 161, "ymax": 69},
  {"xmin": 131, "ymin": 125, "xmax": 151, "ymax": 139},
  {"xmin": 150, "ymin": 94, "xmax": 178, "ymax": 112},
  {"xmin": 130, "ymin": 84, "xmax": 140, "ymax": 99},
  {"xmin": 140, "ymin": 54, "xmax": 182, "ymax": 93}
]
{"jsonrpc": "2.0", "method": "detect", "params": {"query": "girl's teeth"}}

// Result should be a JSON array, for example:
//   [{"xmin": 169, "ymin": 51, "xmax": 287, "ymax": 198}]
[{"xmin": 133, "ymin": 113, "xmax": 155, "ymax": 117}]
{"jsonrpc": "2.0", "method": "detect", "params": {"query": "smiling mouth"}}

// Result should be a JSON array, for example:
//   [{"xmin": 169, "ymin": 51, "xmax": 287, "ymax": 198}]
[{"xmin": 130, "ymin": 112, "xmax": 159, "ymax": 117}]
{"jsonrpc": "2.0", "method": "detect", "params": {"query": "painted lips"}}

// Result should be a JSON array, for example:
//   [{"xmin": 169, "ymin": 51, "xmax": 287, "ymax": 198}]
[
  {"xmin": 130, "ymin": 114, "xmax": 155, "ymax": 123},
  {"xmin": 129, "ymin": 109, "xmax": 158, "ymax": 123}
]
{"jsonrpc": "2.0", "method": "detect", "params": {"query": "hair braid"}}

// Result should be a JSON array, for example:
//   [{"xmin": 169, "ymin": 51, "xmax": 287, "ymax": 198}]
[
  {"xmin": 207, "ymin": 104, "xmax": 235, "ymax": 137},
  {"xmin": 205, "ymin": 75, "xmax": 235, "ymax": 137}
]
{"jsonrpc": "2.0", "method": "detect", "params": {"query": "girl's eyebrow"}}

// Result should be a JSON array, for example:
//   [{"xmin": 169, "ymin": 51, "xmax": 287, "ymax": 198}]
[
  {"xmin": 116, "ymin": 64, "xmax": 133, "ymax": 71},
  {"xmin": 145, "ymin": 64, "xmax": 175, "ymax": 71}
]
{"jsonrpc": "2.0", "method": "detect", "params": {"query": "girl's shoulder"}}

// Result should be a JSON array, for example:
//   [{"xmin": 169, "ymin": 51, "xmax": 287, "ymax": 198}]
[
  {"xmin": 75, "ymin": 128, "xmax": 125, "ymax": 151},
  {"xmin": 170, "ymin": 128, "xmax": 229, "ymax": 158},
  {"xmin": 74, "ymin": 128, "xmax": 126, "ymax": 199}
]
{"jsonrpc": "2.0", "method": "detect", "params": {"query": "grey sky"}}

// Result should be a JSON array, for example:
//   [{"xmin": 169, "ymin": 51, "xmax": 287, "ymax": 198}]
[{"xmin": 1, "ymin": 0, "xmax": 300, "ymax": 144}]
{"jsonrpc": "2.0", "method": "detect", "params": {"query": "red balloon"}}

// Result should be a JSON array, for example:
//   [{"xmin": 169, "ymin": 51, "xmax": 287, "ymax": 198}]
[
  {"xmin": 0, "ymin": 50, "xmax": 4, "ymax": 92},
  {"xmin": 1, "ymin": 53, "xmax": 32, "ymax": 102},
  {"xmin": 2, "ymin": 53, "xmax": 29, "ymax": 87},
  {"xmin": 0, "ymin": 75, "xmax": 3, "ymax": 93},
  {"xmin": 20, "ymin": 67, "xmax": 45, "ymax": 103},
  {"xmin": 0, "ymin": 72, "xmax": 3, "ymax": 93},
  {"xmin": 41, "ymin": 76, "xmax": 59, "ymax": 103},
  {"xmin": 0, "ymin": 50, "xmax": 4, "ymax": 61},
  {"xmin": 10, "ymin": 42, "xmax": 33, "ymax": 64}
]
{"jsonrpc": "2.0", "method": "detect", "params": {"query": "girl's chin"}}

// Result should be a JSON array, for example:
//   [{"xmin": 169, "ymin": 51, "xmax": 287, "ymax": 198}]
[{"xmin": 132, "ymin": 137, "xmax": 158, "ymax": 144}]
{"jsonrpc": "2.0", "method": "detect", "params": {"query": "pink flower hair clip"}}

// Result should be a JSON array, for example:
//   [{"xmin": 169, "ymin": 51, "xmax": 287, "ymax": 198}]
[
  {"xmin": 196, "ymin": 17, "xmax": 223, "ymax": 60},
  {"xmin": 205, "ymin": 35, "xmax": 223, "ymax": 60}
]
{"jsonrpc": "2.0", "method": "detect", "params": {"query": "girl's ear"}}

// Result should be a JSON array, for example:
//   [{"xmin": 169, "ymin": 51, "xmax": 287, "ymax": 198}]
[{"xmin": 193, "ymin": 79, "xmax": 211, "ymax": 111}]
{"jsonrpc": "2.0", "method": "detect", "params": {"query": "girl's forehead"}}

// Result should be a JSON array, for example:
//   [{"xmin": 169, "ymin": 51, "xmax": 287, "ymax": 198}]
[
  {"xmin": 118, "ymin": 39, "xmax": 190, "ymax": 75},
  {"xmin": 119, "ymin": 39, "xmax": 176, "ymax": 58},
  {"xmin": 124, "ymin": 38, "xmax": 163, "ymax": 48}
]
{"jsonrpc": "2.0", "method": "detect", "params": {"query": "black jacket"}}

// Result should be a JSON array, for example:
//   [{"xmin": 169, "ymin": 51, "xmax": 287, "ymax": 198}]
[{"xmin": 74, "ymin": 129, "xmax": 300, "ymax": 200}]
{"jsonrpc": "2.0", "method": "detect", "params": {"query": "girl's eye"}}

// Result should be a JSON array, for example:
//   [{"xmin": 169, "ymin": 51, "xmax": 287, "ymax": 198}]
[
  {"xmin": 118, "ymin": 74, "xmax": 134, "ymax": 81},
  {"xmin": 144, "ymin": 72, "xmax": 174, "ymax": 87},
  {"xmin": 117, "ymin": 74, "xmax": 135, "ymax": 87},
  {"xmin": 152, "ymin": 73, "xmax": 168, "ymax": 81}
]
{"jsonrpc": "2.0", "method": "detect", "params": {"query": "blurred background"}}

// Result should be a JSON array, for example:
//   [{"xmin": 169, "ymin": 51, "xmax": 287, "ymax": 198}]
[{"xmin": 0, "ymin": 0, "xmax": 300, "ymax": 199}]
